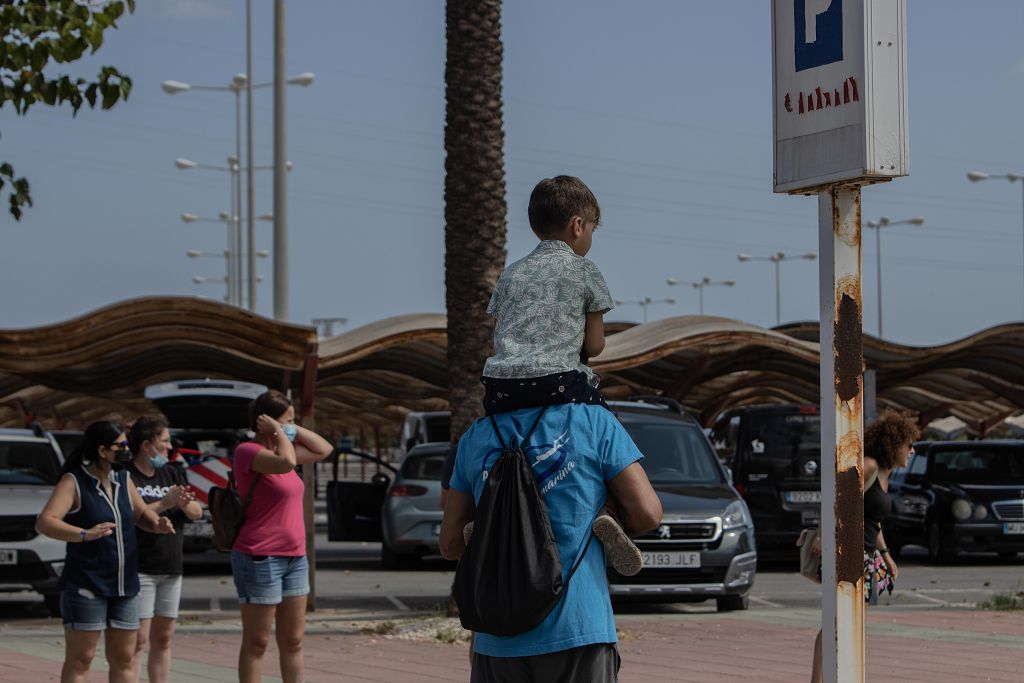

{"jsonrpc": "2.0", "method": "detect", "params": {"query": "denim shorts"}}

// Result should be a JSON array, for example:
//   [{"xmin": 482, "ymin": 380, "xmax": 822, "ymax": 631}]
[
  {"xmin": 61, "ymin": 585, "xmax": 140, "ymax": 631},
  {"xmin": 138, "ymin": 573, "xmax": 183, "ymax": 619},
  {"xmin": 231, "ymin": 551, "xmax": 310, "ymax": 605}
]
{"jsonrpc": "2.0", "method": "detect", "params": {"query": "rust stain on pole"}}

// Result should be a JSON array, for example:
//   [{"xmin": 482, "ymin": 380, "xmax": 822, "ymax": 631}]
[
  {"xmin": 834, "ymin": 293, "xmax": 862, "ymax": 402},
  {"xmin": 834, "ymin": 465, "xmax": 864, "ymax": 584}
]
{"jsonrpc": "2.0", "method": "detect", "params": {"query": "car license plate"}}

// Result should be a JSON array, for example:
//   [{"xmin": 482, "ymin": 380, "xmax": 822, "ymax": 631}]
[
  {"xmin": 431, "ymin": 523, "xmax": 442, "ymax": 536},
  {"xmin": 641, "ymin": 551, "xmax": 700, "ymax": 569},
  {"xmin": 184, "ymin": 523, "xmax": 214, "ymax": 538},
  {"xmin": 0, "ymin": 549, "xmax": 16, "ymax": 565},
  {"xmin": 1004, "ymin": 522, "xmax": 1024, "ymax": 535},
  {"xmin": 786, "ymin": 491, "xmax": 821, "ymax": 504}
]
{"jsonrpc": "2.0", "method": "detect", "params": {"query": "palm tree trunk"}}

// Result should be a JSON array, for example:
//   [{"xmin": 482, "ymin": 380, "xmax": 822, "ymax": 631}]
[{"xmin": 444, "ymin": 0, "xmax": 507, "ymax": 440}]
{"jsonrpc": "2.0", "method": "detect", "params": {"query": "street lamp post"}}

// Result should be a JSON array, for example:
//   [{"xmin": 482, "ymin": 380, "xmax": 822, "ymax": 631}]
[
  {"xmin": 864, "ymin": 216, "xmax": 924, "ymax": 338},
  {"xmin": 736, "ymin": 251, "xmax": 817, "ymax": 326},
  {"xmin": 967, "ymin": 170, "xmax": 1024, "ymax": 318},
  {"xmin": 181, "ymin": 213, "xmax": 274, "ymax": 302},
  {"xmin": 666, "ymin": 277, "xmax": 735, "ymax": 315},
  {"xmin": 613, "ymin": 297, "xmax": 675, "ymax": 323},
  {"xmin": 162, "ymin": 69, "xmax": 313, "ymax": 311}
]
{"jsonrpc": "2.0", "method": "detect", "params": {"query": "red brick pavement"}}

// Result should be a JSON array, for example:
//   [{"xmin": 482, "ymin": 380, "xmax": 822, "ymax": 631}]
[{"xmin": 1, "ymin": 609, "xmax": 1022, "ymax": 682}]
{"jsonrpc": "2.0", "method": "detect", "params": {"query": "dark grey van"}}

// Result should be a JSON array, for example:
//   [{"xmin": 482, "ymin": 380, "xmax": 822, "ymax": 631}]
[
  {"xmin": 710, "ymin": 404, "xmax": 821, "ymax": 554},
  {"xmin": 608, "ymin": 400, "xmax": 756, "ymax": 611}
]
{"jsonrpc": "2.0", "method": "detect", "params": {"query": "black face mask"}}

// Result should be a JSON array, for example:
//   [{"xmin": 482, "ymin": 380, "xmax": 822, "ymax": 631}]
[{"xmin": 113, "ymin": 449, "xmax": 133, "ymax": 465}]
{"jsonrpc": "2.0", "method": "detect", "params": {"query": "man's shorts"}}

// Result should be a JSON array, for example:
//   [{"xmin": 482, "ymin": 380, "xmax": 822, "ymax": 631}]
[
  {"xmin": 60, "ymin": 585, "xmax": 140, "ymax": 631},
  {"xmin": 138, "ymin": 573, "xmax": 183, "ymax": 620},
  {"xmin": 230, "ymin": 551, "xmax": 310, "ymax": 605},
  {"xmin": 471, "ymin": 643, "xmax": 620, "ymax": 683}
]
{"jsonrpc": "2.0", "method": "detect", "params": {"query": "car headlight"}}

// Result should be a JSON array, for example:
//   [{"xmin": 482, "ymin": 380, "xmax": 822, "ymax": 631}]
[
  {"xmin": 951, "ymin": 498, "xmax": 972, "ymax": 521},
  {"xmin": 973, "ymin": 504, "xmax": 989, "ymax": 520},
  {"xmin": 722, "ymin": 500, "xmax": 752, "ymax": 530}
]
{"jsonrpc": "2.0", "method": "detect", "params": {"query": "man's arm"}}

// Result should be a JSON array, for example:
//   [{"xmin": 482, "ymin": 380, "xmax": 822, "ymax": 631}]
[
  {"xmin": 606, "ymin": 462, "xmax": 662, "ymax": 536},
  {"xmin": 439, "ymin": 489, "xmax": 474, "ymax": 561}
]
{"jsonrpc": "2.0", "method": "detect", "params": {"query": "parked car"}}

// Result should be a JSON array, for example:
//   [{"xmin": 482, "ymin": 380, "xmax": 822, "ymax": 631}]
[
  {"xmin": 49, "ymin": 429, "xmax": 83, "ymax": 462},
  {"xmin": 709, "ymin": 404, "xmax": 821, "ymax": 554},
  {"xmin": 0, "ymin": 426, "xmax": 66, "ymax": 615},
  {"xmin": 380, "ymin": 443, "xmax": 448, "ymax": 568},
  {"xmin": 608, "ymin": 400, "xmax": 756, "ymax": 611},
  {"xmin": 401, "ymin": 411, "xmax": 450, "ymax": 454},
  {"xmin": 885, "ymin": 440, "xmax": 1024, "ymax": 561},
  {"xmin": 144, "ymin": 378, "xmax": 266, "ymax": 552}
]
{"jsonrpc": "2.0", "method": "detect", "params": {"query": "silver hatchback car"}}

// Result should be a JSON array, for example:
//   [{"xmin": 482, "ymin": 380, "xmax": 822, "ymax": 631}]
[{"xmin": 380, "ymin": 443, "xmax": 449, "ymax": 568}]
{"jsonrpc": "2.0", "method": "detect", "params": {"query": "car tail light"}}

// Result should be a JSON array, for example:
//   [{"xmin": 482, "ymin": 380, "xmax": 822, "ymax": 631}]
[
  {"xmin": 389, "ymin": 484, "xmax": 428, "ymax": 497},
  {"xmin": 735, "ymin": 483, "xmax": 747, "ymax": 495},
  {"xmin": 798, "ymin": 405, "xmax": 818, "ymax": 414}
]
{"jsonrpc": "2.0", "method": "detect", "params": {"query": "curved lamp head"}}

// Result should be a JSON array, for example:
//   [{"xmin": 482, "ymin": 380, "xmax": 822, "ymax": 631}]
[
  {"xmin": 174, "ymin": 158, "xmax": 197, "ymax": 170},
  {"xmin": 737, "ymin": 254, "xmax": 751, "ymax": 262},
  {"xmin": 232, "ymin": 73, "xmax": 248, "ymax": 88},
  {"xmin": 966, "ymin": 171, "xmax": 989, "ymax": 182},
  {"xmin": 907, "ymin": 216, "xmax": 925, "ymax": 225},
  {"xmin": 180, "ymin": 213, "xmax": 199, "ymax": 223},
  {"xmin": 161, "ymin": 80, "xmax": 190, "ymax": 94},
  {"xmin": 287, "ymin": 72, "xmax": 315, "ymax": 87},
  {"xmin": 192, "ymin": 276, "xmax": 206, "ymax": 284},
  {"xmin": 722, "ymin": 280, "xmax": 736, "ymax": 287},
  {"xmin": 186, "ymin": 250, "xmax": 203, "ymax": 258}
]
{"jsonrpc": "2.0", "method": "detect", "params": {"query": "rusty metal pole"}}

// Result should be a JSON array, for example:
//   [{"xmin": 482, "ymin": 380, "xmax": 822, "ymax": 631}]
[{"xmin": 818, "ymin": 185, "xmax": 865, "ymax": 683}]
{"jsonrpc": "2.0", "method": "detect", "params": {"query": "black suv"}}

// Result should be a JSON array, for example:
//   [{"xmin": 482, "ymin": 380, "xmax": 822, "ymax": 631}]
[
  {"xmin": 710, "ymin": 404, "xmax": 821, "ymax": 554},
  {"xmin": 607, "ymin": 400, "xmax": 756, "ymax": 611}
]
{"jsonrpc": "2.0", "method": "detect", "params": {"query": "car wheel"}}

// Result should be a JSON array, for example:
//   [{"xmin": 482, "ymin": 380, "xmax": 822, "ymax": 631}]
[
  {"xmin": 43, "ymin": 593, "xmax": 61, "ymax": 618},
  {"xmin": 716, "ymin": 594, "xmax": 749, "ymax": 612},
  {"xmin": 927, "ymin": 523, "xmax": 954, "ymax": 563}
]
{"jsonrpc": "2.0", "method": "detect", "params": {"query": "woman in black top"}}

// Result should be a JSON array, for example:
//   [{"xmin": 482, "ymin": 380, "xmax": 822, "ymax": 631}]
[
  {"xmin": 37, "ymin": 420, "xmax": 174, "ymax": 683},
  {"xmin": 127, "ymin": 414, "xmax": 202, "ymax": 683},
  {"xmin": 809, "ymin": 411, "xmax": 919, "ymax": 683}
]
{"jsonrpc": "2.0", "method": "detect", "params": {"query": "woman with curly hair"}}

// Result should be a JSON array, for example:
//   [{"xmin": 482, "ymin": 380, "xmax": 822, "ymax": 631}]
[{"xmin": 809, "ymin": 410, "xmax": 920, "ymax": 683}]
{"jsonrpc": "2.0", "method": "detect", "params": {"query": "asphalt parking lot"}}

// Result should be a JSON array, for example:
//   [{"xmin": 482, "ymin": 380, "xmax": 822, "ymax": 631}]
[{"xmin": 3, "ymin": 534, "xmax": 1020, "ymax": 620}]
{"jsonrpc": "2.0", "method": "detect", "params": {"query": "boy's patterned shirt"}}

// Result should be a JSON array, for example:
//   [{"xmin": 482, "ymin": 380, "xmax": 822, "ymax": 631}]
[{"xmin": 483, "ymin": 240, "xmax": 613, "ymax": 380}]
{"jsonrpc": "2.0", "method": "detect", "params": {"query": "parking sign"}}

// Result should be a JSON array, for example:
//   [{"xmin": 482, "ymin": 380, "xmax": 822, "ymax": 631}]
[{"xmin": 772, "ymin": 0, "xmax": 908, "ymax": 193}]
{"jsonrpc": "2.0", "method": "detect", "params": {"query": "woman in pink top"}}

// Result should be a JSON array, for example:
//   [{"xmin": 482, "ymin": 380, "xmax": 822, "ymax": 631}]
[{"xmin": 230, "ymin": 390, "xmax": 333, "ymax": 683}]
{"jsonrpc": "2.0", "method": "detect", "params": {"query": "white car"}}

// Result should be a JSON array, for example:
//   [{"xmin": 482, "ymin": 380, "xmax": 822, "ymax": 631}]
[{"xmin": 0, "ymin": 427, "xmax": 66, "ymax": 615}]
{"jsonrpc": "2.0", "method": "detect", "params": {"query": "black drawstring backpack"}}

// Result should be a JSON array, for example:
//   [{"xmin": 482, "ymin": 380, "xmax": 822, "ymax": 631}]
[{"xmin": 454, "ymin": 406, "xmax": 593, "ymax": 636}]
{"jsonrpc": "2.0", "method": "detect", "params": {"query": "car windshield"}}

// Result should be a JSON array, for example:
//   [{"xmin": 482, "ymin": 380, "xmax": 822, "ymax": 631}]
[
  {"xmin": 0, "ymin": 442, "xmax": 61, "ymax": 485},
  {"xmin": 620, "ymin": 416, "xmax": 722, "ymax": 484},
  {"xmin": 745, "ymin": 413, "xmax": 820, "ymax": 464},
  {"xmin": 423, "ymin": 416, "xmax": 450, "ymax": 444},
  {"xmin": 931, "ymin": 447, "xmax": 1024, "ymax": 485},
  {"xmin": 401, "ymin": 451, "xmax": 448, "ymax": 480}
]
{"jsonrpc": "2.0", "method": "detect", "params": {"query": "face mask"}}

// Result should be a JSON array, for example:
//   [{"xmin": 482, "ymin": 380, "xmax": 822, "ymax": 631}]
[
  {"xmin": 113, "ymin": 449, "xmax": 133, "ymax": 465},
  {"xmin": 149, "ymin": 454, "xmax": 168, "ymax": 469},
  {"xmin": 281, "ymin": 424, "xmax": 298, "ymax": 442}
]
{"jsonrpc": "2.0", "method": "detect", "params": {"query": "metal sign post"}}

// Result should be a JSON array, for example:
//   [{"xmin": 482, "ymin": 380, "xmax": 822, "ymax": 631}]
[
  {"xmin": 772, "ymin": 1, "xmax": 908, "ymax": 680},
  {"xmin": 818, "ymin": 185, "xmax": 865, "ymax": 681}
]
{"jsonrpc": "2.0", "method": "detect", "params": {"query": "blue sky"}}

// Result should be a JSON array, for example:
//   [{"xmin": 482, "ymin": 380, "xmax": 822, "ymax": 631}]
[{"xmin": 2, "ymin": 0, "xmax": 1023, "ymax": 345}]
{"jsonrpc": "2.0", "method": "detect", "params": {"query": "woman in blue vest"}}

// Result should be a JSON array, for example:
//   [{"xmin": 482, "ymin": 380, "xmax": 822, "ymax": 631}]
[{"xmin": 37, "ymin": 420, "xmax": 175, "ymax": 683}]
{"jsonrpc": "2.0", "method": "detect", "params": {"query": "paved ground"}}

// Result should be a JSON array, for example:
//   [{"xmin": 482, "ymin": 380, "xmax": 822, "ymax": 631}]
[{"xmin": 1, "ymin": 603, "xmax": 1022, "ymax": 682}]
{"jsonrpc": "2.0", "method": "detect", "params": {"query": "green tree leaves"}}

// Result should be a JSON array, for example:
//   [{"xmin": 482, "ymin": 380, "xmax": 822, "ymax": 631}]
[{"xmin": 0, "ymin": 0, "xmax": 136, "ymax": 221}]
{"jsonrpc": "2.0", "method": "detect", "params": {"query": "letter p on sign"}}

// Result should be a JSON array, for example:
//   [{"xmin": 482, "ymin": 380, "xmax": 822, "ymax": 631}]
[{"xmin": 794, "ymin": 0, "xmax": 843, "ymax": 71}]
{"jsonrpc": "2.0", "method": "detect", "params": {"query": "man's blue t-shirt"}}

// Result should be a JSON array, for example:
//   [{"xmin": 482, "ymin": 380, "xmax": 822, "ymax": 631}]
[{"xmin": 449, "ymin": 403, "xmax": 643, "ymax": 658}]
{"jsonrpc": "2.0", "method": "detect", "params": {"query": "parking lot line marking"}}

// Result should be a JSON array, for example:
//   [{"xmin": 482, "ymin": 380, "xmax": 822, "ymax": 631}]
[
  {"xmin": 387, "ymin": 595, "xmax": 410, "ymax": 612},
  {"xmin": 901, "ymin": 592, "xmax": 948, "ymax": 606},
  {"xmin": 750, "ymin": 596, "xmax": 784, "ymax": 608}
]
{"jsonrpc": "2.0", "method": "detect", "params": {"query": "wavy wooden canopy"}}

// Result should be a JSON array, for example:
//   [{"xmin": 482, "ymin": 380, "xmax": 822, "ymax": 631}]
[{"xmin": 2, "ymin": 299, "xmax": 1021, "ymax": 437}]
